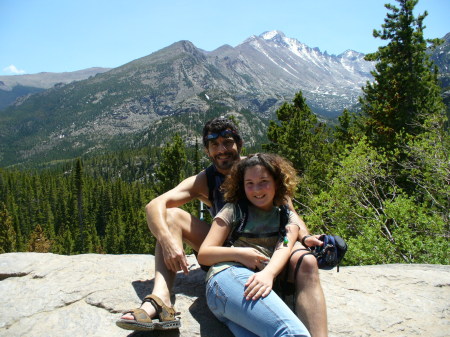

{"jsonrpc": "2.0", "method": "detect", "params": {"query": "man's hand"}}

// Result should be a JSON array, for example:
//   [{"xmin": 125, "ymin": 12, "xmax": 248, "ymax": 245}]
[
  {"xmin": 302, "ymin": 234, "xmax": 325, "ymax": 248},
  {"xmin": 160, "ymin": 236, "xmax": 189, "ymax": 274}
]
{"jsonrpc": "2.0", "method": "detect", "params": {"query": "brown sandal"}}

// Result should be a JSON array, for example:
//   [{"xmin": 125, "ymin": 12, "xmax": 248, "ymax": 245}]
[{"xmin": 116, "ymin": 294, "xmax": 181, "ymax": 331}]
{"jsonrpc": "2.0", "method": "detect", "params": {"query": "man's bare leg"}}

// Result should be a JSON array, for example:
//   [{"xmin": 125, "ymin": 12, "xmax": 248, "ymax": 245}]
[
  {"xmin": 126, "ymin": 241, "xmax": 176, "ymax": 318},
  {"xmin": 121, "ymin": 208, "xmax": 209, "ymax": 320},
  {"xmin": 289, "ymin": 246, "xmax": 328, "ymax": 337}
]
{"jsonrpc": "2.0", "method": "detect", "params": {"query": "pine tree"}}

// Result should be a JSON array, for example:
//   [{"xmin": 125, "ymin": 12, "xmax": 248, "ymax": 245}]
[
  {"xmin": 104, "ymin": 209, "xmax": 124, "ymax": 253},
  {"xmin": 360, "ymin": 0, "xmax": 445, "ymax": 150},
  {"xmin": 194, "ymin": 138, "xmax": 200, "ymax": 174},
  {"xmin": 153, "ymin": 133, "xmax": 187, "ymax": 195},
  {"xmin": 333, "ymin": 109, "xmax": 362, "ymax": 149},
  {"xmin": 53, "ymin": 224, "xmax": 75, "ymax": 255},
  {"xmin": 0, "ymin": 202, "xmax": 16, "ymax": 253},
  {"xmin": 123, "ymin": 210, "xmax": 154, "ymax": 254},
  {"xmin": 263, "ymin": 91, "xmax": 332, "ymax": 199},
  {"xmin": 73, "ymin": 158, "xmax": 85, "ymax": 251},
  {"xmin": 54, "ymin": 179, "xmax": 70, "ymax": 237},
  {"xmin": 97, "ymin": 182, "xmax": 113, "ymax": 237},
  {"xmin": 28, "ymin": 224, "xmax": 52, "ymax": 253}
]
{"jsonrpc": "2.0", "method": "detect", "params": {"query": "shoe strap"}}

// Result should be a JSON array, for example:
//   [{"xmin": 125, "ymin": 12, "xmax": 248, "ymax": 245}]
[{"xmin": 143, "ymin": 294, "xmax": 177, "ymax": 322}]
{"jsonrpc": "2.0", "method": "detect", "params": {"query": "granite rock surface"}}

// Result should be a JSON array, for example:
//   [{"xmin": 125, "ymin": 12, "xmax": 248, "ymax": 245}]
[{"xmin": 0, "ymin": 253, "xmax": 448, "ymax": 337}]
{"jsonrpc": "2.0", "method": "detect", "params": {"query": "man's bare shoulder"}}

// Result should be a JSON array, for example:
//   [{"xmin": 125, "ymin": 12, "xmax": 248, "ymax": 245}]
[
  {"xmin": 151, "ymin": 170, "xmax": 209, "ymax": 209},
  {"xmin": 178, "ymin": 169, "xmax": 209, "ymax": 202}
]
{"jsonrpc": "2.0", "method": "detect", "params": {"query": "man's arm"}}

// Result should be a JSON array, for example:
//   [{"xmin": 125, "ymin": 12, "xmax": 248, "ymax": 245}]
[
  {"xmin": 285, "ymin": 197, "xmax": 323, "ymax": 247},
  {"xmin": 145, "ymin": 171, "xmax": 209, "ymax": 273}
]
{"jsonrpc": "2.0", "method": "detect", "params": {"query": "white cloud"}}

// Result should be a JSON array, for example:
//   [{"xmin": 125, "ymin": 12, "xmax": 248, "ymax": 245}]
[{"xmin": 3, "ymin": 64, "xmax": 27, "ymax": 75}]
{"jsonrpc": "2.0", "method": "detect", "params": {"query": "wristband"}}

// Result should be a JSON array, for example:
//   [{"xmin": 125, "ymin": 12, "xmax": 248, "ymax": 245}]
[{"xmin": 301, "ymin": 235, "xmax": 312, "ymax": 247}]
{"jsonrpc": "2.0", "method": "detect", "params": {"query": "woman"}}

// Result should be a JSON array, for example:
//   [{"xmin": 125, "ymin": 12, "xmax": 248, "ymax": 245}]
[{"xmin": 198, "ymin": 153, "xmax": 310, "ymax": 337}]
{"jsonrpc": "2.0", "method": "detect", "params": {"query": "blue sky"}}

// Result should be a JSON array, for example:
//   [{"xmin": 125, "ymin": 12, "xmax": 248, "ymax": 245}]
[{"xmin": 1, "ymin": 0, "xmax": 449, "ymax": 76}]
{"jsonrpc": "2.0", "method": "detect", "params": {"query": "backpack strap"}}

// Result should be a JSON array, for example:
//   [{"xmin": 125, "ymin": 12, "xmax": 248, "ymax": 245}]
[
  {"xmin": 226, "ymin": 201, "xmax": 290, "ymax": 246},
  {"xmin": 279, "ymin": 248, "xmax": 313, "ymax": 312},
  {"xmin": 225, "ymin": 200, "xmax": 249, "ymax": 246},
  {"xmin": 278, "ymin": 204, "xmax": 289, "ymax": 238}
]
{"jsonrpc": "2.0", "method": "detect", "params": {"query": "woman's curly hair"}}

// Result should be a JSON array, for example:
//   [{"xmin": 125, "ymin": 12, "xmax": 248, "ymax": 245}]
[{"xmin": 221, "ymin": 153, "xmax": 299, "ymax": 206}]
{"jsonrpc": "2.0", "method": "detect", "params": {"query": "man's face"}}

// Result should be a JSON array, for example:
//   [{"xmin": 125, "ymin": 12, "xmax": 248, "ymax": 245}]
[{"xmin": 205, "ymin": 130, "xmax": 240, "ymax": 173}]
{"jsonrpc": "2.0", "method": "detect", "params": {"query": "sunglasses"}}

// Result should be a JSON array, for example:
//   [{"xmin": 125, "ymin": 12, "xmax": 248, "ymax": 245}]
[{"xmin": 205, "ymin": 130, "xmax": 236, "ymax": 141}]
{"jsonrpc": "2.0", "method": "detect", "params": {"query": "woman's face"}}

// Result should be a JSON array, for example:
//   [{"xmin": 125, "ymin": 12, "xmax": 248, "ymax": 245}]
[{"xmin": 244, "ymin": 165, "xmax": 276, "ymax": 211}]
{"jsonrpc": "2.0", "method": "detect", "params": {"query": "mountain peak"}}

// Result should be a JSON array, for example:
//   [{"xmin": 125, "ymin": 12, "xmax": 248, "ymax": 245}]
[
  {"xmin": 260, "ymin": 30, "xmax": 286, "ymax": 40},
  {"xmin": 339, "ymin": 49, "xmax": 365, "ymax": 60},
  {"xmin": 169, "ymin": 40, "xmax": 199, "ymax": 53}
]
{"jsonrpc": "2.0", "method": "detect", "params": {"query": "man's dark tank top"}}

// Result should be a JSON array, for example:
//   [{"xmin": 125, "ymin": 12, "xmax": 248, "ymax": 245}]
[
  {"xmin": 195, "ymin": 164, "xmax": 226, "ymax": 272},
  {"xmin": 205, "ymin": 164, "xmax": 226, "ymax": 217}
]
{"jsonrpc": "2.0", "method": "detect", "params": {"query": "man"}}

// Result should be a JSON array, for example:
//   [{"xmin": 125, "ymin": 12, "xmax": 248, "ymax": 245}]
[{"xmin": 117, "ymin": 117, "xmax": 328, "ymax": 336}]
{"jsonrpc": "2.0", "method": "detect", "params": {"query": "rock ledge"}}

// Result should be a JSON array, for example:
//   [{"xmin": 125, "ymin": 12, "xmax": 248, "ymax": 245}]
[{"xmin": 0, "ymin": 253, "xmax": 448, "ymax": 337}]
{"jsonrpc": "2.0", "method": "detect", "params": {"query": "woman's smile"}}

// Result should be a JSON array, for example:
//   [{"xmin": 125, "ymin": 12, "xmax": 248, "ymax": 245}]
[{"xmin": 244, "ymin": 165, "xmax": 276, "ymax": 211}]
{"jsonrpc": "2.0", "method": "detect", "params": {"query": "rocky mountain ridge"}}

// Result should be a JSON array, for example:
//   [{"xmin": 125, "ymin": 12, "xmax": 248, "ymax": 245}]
[
  {"xmin": 0, "ymin": 30, "xmax": 447, "ymax": 167},
  {"xmin": 431, "ymin": 32, "xmax": 450, "ymax": 87},
  {"xmin": 235, "ymin": 30, "xmax": 373, "ymax": 114},
  {"xmin": 0, "ymin": 31, "xmax": 375, "ymax": 166}
]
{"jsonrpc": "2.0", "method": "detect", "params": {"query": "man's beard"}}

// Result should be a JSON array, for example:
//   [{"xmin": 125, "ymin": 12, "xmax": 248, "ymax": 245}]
[{"xmin": 211, "ymin": 151, "xmax": 240, "ymax": 172}]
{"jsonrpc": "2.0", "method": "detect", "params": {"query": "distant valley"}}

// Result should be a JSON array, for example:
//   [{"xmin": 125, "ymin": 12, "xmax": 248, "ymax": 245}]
[{"xmin": 0, "ymin": 67, "xmax": 111, "ymax": 110}]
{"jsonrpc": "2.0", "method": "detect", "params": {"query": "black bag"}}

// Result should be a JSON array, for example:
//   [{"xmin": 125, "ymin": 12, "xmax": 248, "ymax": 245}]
[{"xmin": 311, "ymin": 234, "xmax": 347, "ymax": 271}]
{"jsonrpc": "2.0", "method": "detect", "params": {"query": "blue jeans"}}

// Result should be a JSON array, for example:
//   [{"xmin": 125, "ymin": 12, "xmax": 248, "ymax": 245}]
[{"xmin": 206, "ymin": 266, "xmax": 310, "ymax": 337}]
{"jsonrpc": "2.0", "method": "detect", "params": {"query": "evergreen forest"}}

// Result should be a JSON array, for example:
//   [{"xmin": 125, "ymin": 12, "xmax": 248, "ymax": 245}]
[{"xmin": 0, "ymin": 0, "xmax": 448, "ymax": 265}]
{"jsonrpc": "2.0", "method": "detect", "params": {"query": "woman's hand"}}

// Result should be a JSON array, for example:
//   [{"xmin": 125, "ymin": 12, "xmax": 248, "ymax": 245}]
[
  {"xmin": 244, "ymin": 270, "xmax": 274, "ymax": 300},
  {"xmin": 236, "ymin": 247, "xmax": 269, "ymax": 271}
]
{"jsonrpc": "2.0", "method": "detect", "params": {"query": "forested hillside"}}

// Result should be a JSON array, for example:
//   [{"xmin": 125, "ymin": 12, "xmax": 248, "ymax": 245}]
[
  {"xmin": 0, "ymin": 137, "xmax": 216, "ymax": 255},
  {"xmin": 0, "ymin": 0, "xmax": 448, "ymax": 265}
]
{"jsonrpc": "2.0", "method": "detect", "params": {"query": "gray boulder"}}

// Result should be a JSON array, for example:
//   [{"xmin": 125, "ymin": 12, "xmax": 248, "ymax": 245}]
[{"xmin": 0, "ymin": 253, "xmax": 448, "ymax": 337}]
